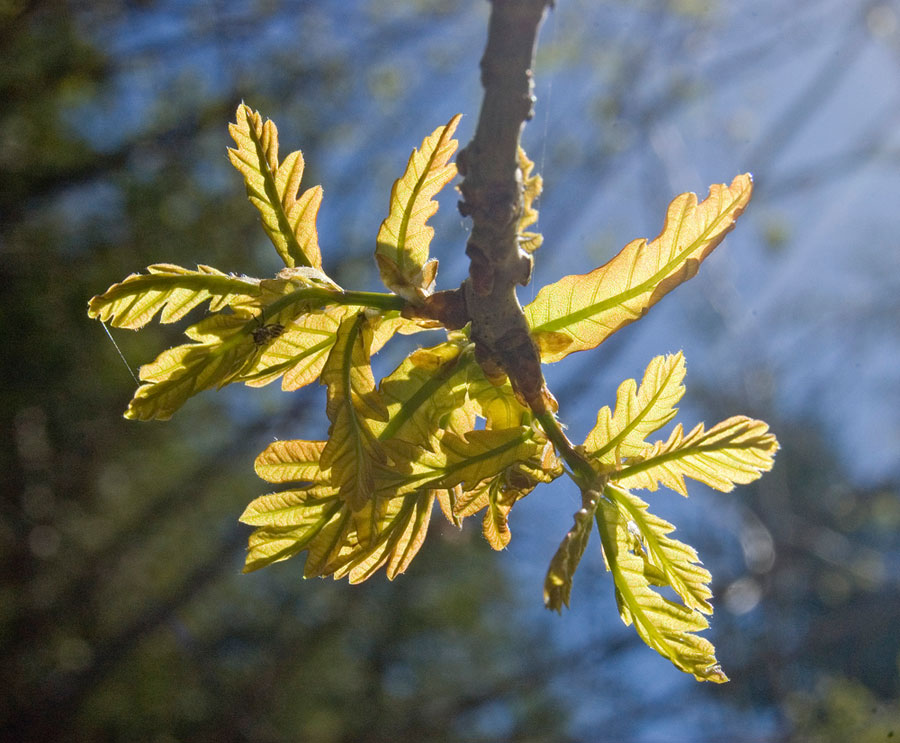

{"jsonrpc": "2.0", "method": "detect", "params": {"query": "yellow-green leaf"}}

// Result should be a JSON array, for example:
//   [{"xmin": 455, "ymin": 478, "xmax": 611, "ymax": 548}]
[
  {"xmin": 241, "ymin": 493, "xmax": 343, "ymax": 572},
  {"xmin": 254, "ymin": 440, "xmax": 328, "ymax": 484},
  {"xmin": 228, "ymin": 104, "xmax": 322, "ymax": 269},
  {"xmin": 544, "ymin": 493, "xmax": 600, "ymax": 611},
  {"xmin": 375, "ymin": 114, "xmax": 461, "ymax": 302},
  {"xmin": 319, "ymin": 314, "xmax": 389, "ymax": 518},
  {"xmin": 584, "ymin": 353, "xmax": 685, "ymax": 463},
  {"xmin": 482, "ymin": 483, "xmax": 518, "ymax": 551},
  {"xmin": 437, "ymin": 427, "xmax": 540, "ymax": 492},
  {"xmin": 596, "ymin": 498, "xmax": 728, "ymax": 683},
  {"xmin": 125, "ymin": 314, "xmax": 257, "ymax": 421},
  {"xmin": 87, "ymin": 263, "xmax": 262, "ymax": 329},
  {"xmin": 242, "ymin": 305, "xmax": 348, "ymax": 391},
  {"xmin": 614, "ymin": 415, "xmax": 779, "ymax": 496},
  {"xmin": 606, "ymin": 484, "xmax": 713, "ymax": 614},
  {"xmin": 526, "ymin": 174, "xmax": 753, "ymax": 363}
]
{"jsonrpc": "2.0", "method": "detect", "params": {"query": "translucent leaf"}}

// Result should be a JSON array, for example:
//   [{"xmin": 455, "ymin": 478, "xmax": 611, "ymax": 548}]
[
  {"xmin": 254, "ymin": 440, "xmax": 328, "ymax": 484},
  {"xmin": 614, "ymin": 416, "xmax": 779, "ymax": 496},
  {"xmin": 482, "ymin": 483, "xmax": 518, "ymax": 550},
  {"xmin": 241, "ymin": 492, "xmax": 343, "ymax": 572},
  {"xmin": 87, "ymin": 263, "xmax": 262, "ymax": 329},
  {"xmin": 544, "ymin": 493, "xmax": 600, "ymax": 611},
  {"xmin": 375, "ymin": 114, "xmax": 461, "ymax": 302},
  {"xmin": 228, "ymin": 104, "xmax": 322, "ymax": 268},
  {"xmin": 125, "ymin": 314, "xmax": 257, "ymax": 421},
  {"xmin": 596, "ymin": 498, "xmax": 728, "ymax": 683},
  {"xmin": 437, "ymin": 427, "xmax": 541, "ymax": 492},
  {"xmin": 584, "ymin": 353, "xmax": 686, "ymax": 463},
  {"xmin": 526, "ymin": 175, "xmax": 753, "ymax": 362},
  {"xmin": 334, "ymin": 491, "xmax": 435, "ymax": 584},
  {"xmin": 378, "ymin": 341, "xmax": 473, "ymax": 446},
  {"xmin": 319, "ymin": 315, "xmax": 389, "ymax": 521},
  {"xmin": 606, "ymin": 484, "xmax": 713, "ymax": 614},
  {"xmin": 242, "ymin": 305, "xmax": 348, "ymax": 391}
]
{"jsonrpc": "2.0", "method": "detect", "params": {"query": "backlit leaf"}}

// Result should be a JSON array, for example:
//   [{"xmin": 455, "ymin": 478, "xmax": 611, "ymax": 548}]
[
  {"xmin": 596, "ymin": 497, "xmax": 728, "ymax": 683},
  {"xmin": 125, "ymin": 314, "xmax": 257, "ymax": 421},
  {"xmin": 375, "ymin": 115, "xmax": 461, "ymax": 302},
  {"xmin": 228, "ymin": 104, "xmax": 323, "ymax": 268},
  {"xmin": 526, "ymin": 174, "xmax": 753, "ymax": 362},
  {"xmin": 584, "ymin": 353, "xmax": 685, "ymax": 463},
  {"xmin": 87, "ymin": 263, "xmax": 262, "ymax": 329},
  {"xmin": 319, "ymin": 314, "xmax": 389, "ymax": 520},
  {"xmin": 254, "ymin": 439, "xmax": 328, "ymax": 484},
  {"xmin": 606, "ymin": 484, "xmax": 713, "ymax": 614},
  {"xmin": 613, "ymin": 416, "xmax": 779, "ymax": 496}
]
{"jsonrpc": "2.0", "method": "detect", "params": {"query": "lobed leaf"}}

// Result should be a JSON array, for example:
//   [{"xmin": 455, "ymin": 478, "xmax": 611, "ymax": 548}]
[
  {"xmin": 125, "ymin": 314, "xmax": 257, "ymax": 421},
  {"xmin": 228, "ymin": 104, "xmax": 323, "ymax": 269},
  {"xmin": 613, "ymin": 416, "xmax": 779, "ymax": 496},
  {"xmin": 319, "ymin": 314, "xmax": 389, "ymax": 527},
  {"xmin": 87, "ymin": 263, "xmax": 262, "ymax": 329},
  {"xmin": 254, "ymin": 439, "xmax": 328, "ymax": 484},
  {"xmin": 596, "ymin": 497, "xmax": 728, "ymax": 683},
  {"xmin": 375, "ymin": 114, "xmax": 461, "ymax": 302},
  {"xmin": 543, "ymin": 492, "xmax": 600, "ymax": 611},
  {"xmin": 241, "ymin": 305, "xmax": 348, "ymax": 391},
  {"xmin": 526, "ymin": 174, "xmax": 753, "ymax": 363},
  {"xmin": 584, "ymin": 353, "xmax": 686, "ymax": 463},
  {"xmin": 606, "ymin": 484, "xmax": 713, "ymax": 614}
]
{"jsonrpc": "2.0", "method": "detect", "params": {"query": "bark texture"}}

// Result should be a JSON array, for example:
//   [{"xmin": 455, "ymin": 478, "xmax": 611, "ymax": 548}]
[{"xmin": 455, "ymin": 0, "xmax": 554, "ymax": 414}]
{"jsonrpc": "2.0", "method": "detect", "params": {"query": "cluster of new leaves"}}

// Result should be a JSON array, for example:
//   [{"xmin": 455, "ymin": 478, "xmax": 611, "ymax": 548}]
[{"xmin": 89, "ymin": 104, "xmax": 778, "ymax": 682}]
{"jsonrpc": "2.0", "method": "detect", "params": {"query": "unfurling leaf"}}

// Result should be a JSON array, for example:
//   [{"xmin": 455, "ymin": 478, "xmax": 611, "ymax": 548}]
[
  {"xmin": 375, "ymin": 114, "xmax": 461, "ymax": 302},
  {"xmin": 613, "ymin": 415, "xmax": 779, "ymax": 496},
  {"xmin": 544, "ymin": 492, "xmax": 600, "ymax": 611},
  {"xmin": 596, "ymin": 497, "xmax": 728, "ymax": 683},
  {"xmin": 228, "ymin": 104, "xmax": 323, "ymax": 269},
  {"xmin": 526, "ymin": 174, "xmax": 753, "ymax": 363},
  {"xmin": 87, "ymin": 264, "xmax": 262, "ymax": 329},
  {"xmin": 517, "ymin": 148, "xmax": 543, "ymax": 254},
  {"xmin": 584, "ymin": 352, "xmax": 686, "ymax": 463}
]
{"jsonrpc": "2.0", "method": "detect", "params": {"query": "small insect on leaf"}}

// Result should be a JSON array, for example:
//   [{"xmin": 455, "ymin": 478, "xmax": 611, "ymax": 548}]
[{"xmin": 252, "ymin": 323, "xmax": 285, "ymax": 346}]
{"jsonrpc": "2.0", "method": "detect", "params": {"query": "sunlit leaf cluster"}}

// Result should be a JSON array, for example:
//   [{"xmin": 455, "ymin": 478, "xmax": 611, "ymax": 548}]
[{"xmin": 89, "ymin": 104, "xmax": 777, "ymax": 682}]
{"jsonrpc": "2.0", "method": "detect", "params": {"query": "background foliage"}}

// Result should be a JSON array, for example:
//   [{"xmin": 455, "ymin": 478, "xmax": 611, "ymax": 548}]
[{"xmin": 2, "ymin": 1, "xmax": 899, "ymax": 740}]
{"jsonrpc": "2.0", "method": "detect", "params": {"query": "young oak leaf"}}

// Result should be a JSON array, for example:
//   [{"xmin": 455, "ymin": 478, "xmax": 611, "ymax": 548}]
[
  {"xmin": 605, "ymin": 484, "xmax": 713, "ymax": 614},
  {"xmin": 595, "ymin": 497, "xmax": 728, "ymax": 683},
  {"xmin": 544, "ymin": 492, "xmax": 600, "ymax": 612},
  {"xmin": 228, "ymin": 103, "xmax": 323, "ymax": 269},
  {"xmin": 332, "ymin": 490, "xmax": 436, "ymax": 584},
  {"xmin": 375, "ymin": 114, "xmax": 462, "ymax": 303},
  {"xmin": 87, "ymin": 263, "xmax": 263, "ymax": 329},
  {"xmin": 319, "ymin": 314, "xmax": 390, "ymax": 517},
  {"xmin": 254, "ymin": 439, "xmax": 329, "ymax": 484},
  {"xmin": 241, "ymin": 305, "xmax": 349, "ymax": 391},
  {"xmin": 525, "ymin": 174, "xmax": 753, "ymax": 363},
  {"xmin": 613, "ymin": 415, "xmax": 779, "ymax": 496},
  {"xmin": 125, "ymin": 313, "xmax": 259, "ymax": 421},
  {"xmin": 584, "ymin": 353, "xmax": 686, "ymax": 464}
]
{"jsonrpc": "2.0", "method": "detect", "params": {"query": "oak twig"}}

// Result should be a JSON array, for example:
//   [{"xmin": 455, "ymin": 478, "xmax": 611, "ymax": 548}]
[{"xmin": 456, "ymin": 0, "xmax": 554, "ymax": 414}]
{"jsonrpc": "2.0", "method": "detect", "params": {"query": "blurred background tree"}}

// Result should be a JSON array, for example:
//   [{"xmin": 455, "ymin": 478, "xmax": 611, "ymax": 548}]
[{"xmin": 2, "ymin": 1, "xmax": 898, "ymax": 741}]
